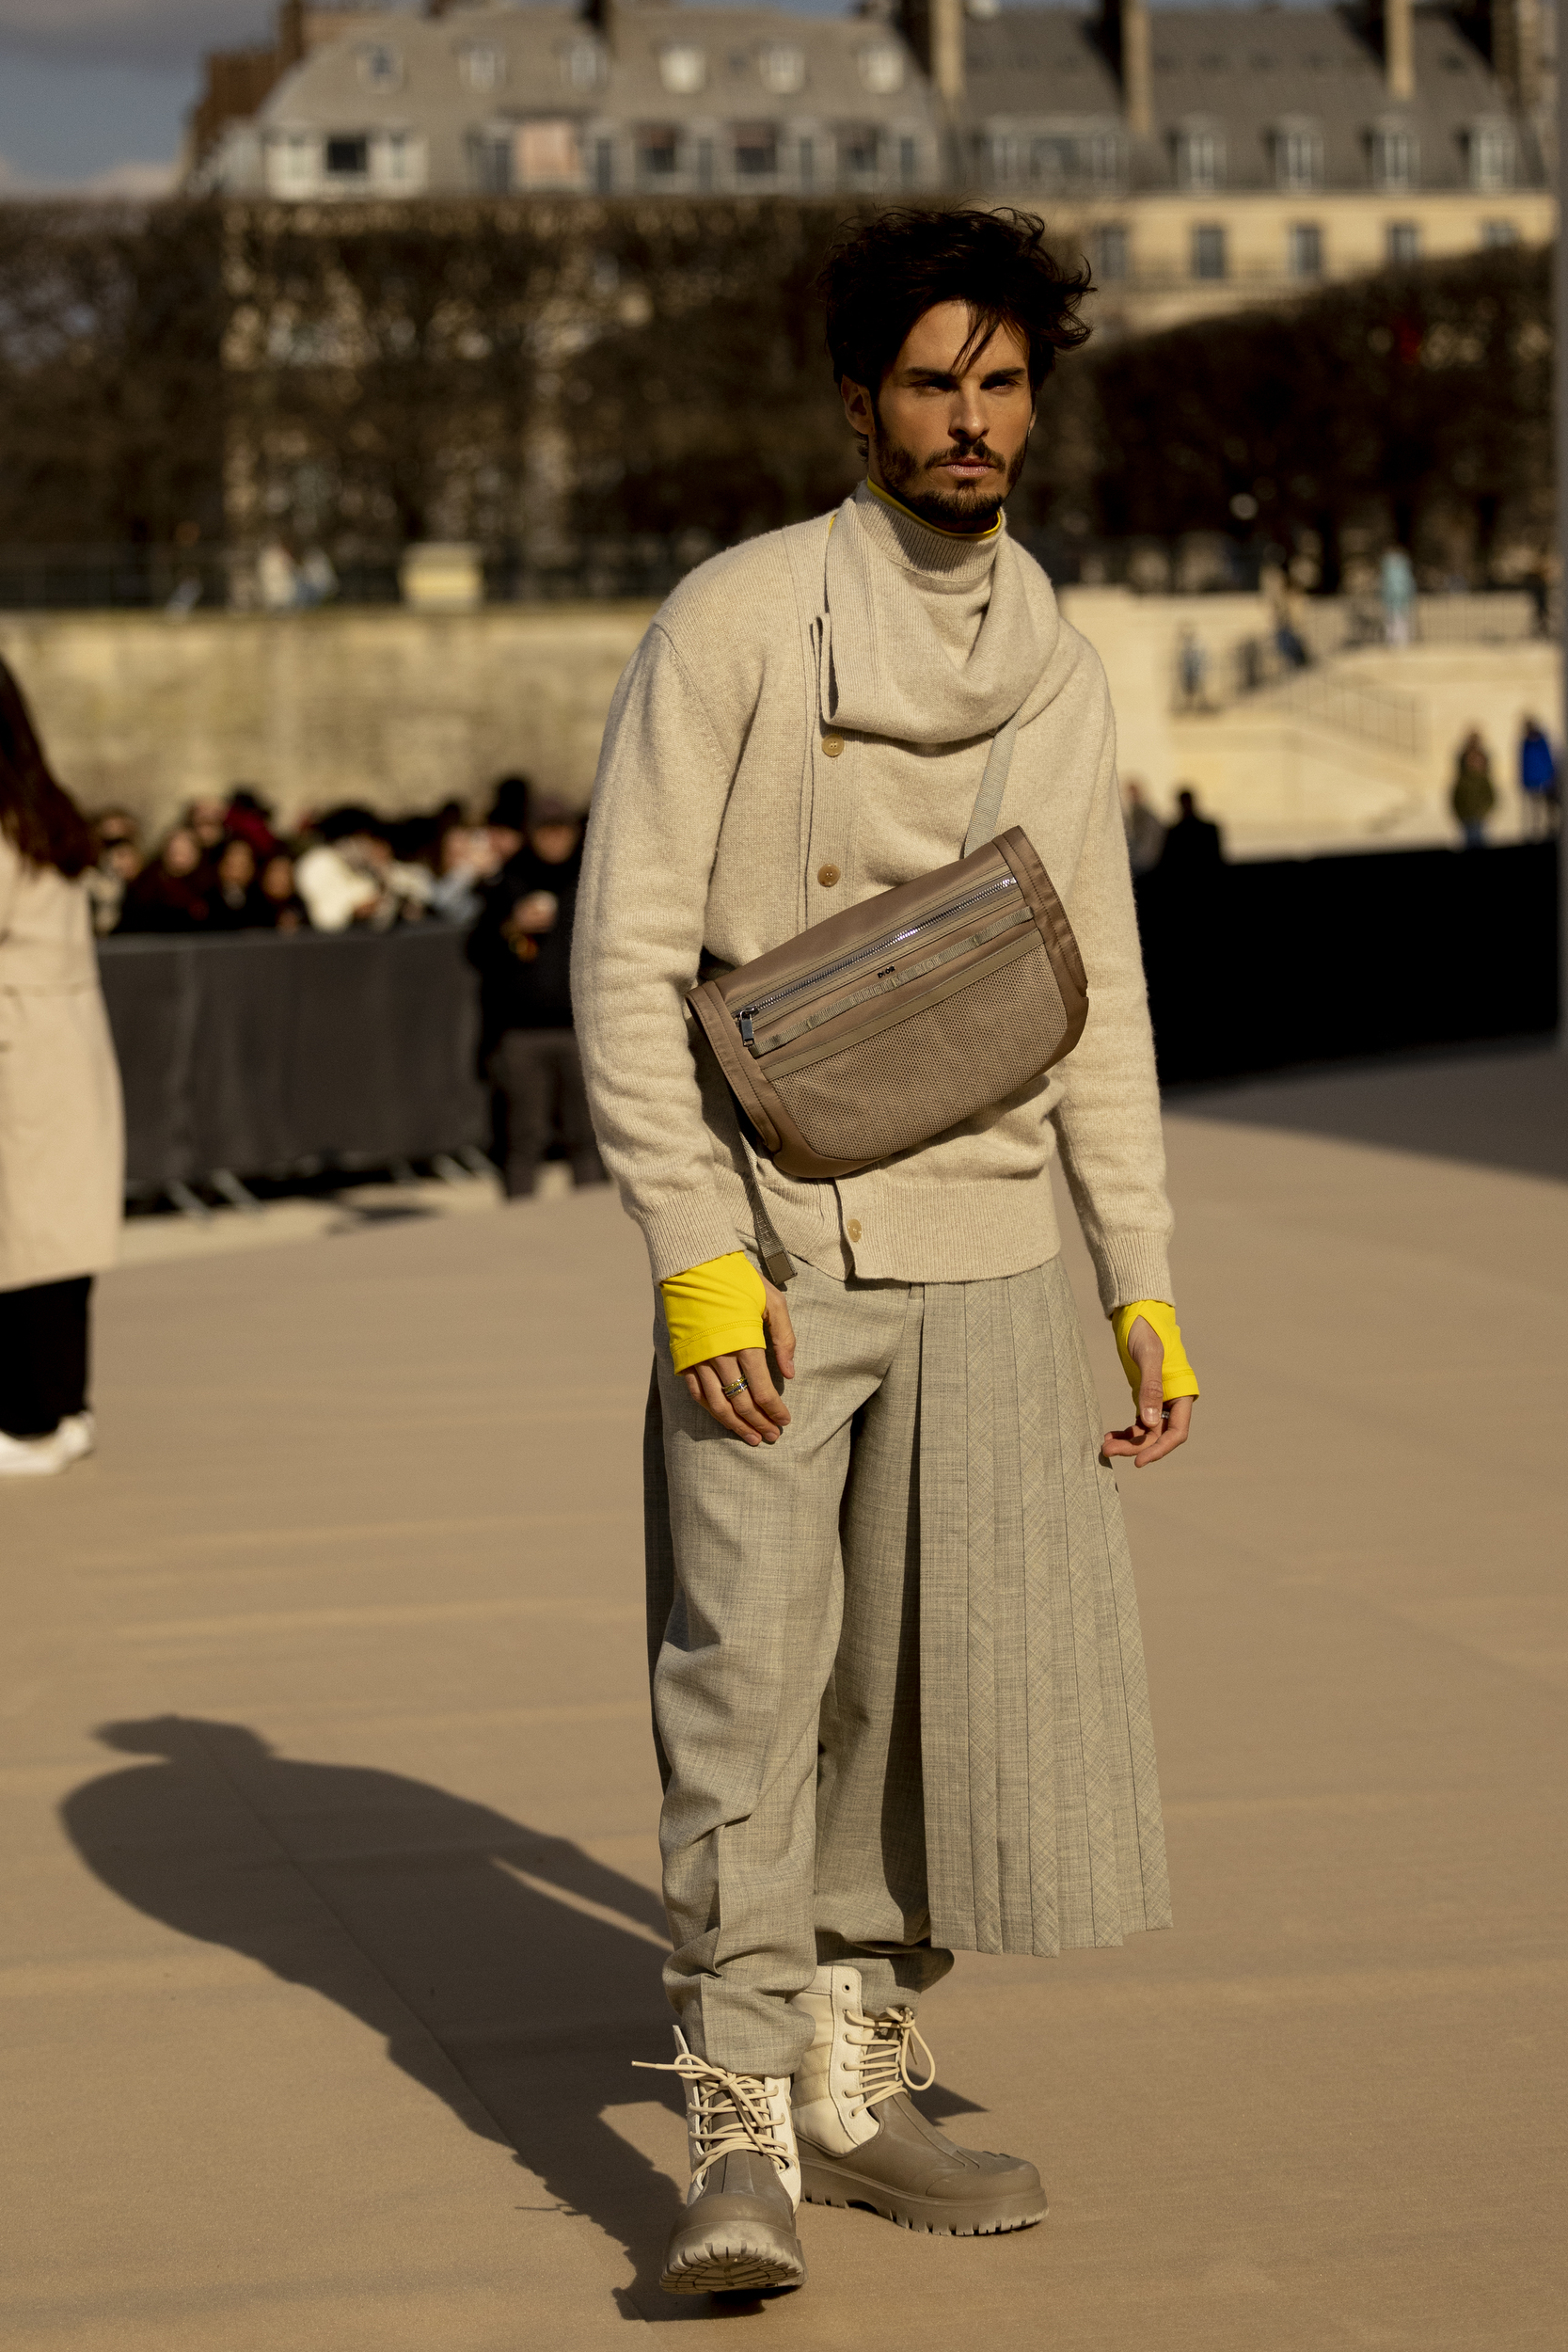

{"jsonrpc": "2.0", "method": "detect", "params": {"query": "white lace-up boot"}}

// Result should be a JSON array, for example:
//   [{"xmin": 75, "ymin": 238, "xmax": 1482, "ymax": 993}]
[
  {"xmin": 634, "ymin": 2028, "xmax": 806, "ymax": 2294},
  {"xmin": 789, "ymin": 1963, "xmax": 1046, "ymax": 2235}
]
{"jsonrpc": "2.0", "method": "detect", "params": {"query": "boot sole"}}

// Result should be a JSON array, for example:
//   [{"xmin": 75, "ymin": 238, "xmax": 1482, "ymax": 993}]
[
  {"xmin": 800, "ymin": 2153, "xmax": 1045, "ymax": 2237},
  {"xmin": 660, "ymin": 2229, "xmax": 807, "ymax": 2295}
]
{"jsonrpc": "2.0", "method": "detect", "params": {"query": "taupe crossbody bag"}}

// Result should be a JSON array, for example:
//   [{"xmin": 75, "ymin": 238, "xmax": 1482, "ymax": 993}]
[{"xmin": 688, "ymin": 716, "xmax": 1088, "ymax": 1281}]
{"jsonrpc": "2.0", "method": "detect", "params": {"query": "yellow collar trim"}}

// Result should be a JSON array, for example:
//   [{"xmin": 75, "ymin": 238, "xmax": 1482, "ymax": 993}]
[{"xmin": 866, "ymin": 476, "xmax": 1003, "ymax": 544}]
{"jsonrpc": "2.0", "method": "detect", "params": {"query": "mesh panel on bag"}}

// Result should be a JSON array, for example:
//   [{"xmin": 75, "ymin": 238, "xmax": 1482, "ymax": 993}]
[{"xmin": 768, "ymin": 948, "xmax": 1067, "ymax": 1164}]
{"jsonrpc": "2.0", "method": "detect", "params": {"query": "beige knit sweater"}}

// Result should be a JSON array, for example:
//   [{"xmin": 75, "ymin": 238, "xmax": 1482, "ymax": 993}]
[{"xmin": 572, "ymin": 484, "xmax": 1175, "ymax": 1313}]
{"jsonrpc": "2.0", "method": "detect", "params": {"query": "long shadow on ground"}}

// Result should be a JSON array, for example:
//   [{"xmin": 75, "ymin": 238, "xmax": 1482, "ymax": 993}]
[{"xmin": 62, "ymin": 1717, "xmax": 979, "ymax": 2324}]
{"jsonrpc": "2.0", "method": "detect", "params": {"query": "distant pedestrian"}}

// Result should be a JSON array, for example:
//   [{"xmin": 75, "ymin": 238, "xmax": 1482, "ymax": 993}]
[
  {"xmin": 1518, "ymin": 717, "xmax": 1559, "ymax": 838},
  {"xmin": 1122, "ymin": 780, "xmax": 1166, "ymax": 874},
  {"xmin": 468, "ymin": 796, "xmax": 606, "ymax": 1199},
  {"xmin": 1159, "ymin": 786, "xmax": 1225, "ymax": 876},
  {"xmin": 0, "ymin": 659, "xmax": 123, "ymax": 1477},
  {"xmin": 1449, "ymin": 730, "xmax": 1497, "ymax": 849},
  {"xmin": 1176, "ymin": 627, "xmax": 1209, "ymax": 710},
  {"xmin": 1380, "ymin": 548, "xmax": 1416, "ymax": 647}
]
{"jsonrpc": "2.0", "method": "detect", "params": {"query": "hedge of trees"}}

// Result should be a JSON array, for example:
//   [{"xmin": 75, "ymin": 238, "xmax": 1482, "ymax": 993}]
[{"xmin": 0, "ymin": 196, "xmax": 1552, "ymax": 594}]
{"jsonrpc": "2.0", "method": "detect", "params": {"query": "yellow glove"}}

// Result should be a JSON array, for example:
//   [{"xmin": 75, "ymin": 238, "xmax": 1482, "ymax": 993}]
[
  {"xmin": 1111, "ymin": 1300, "xmax": 1200, "ymax": 1407},
  {"xmin": 659, "ymin": 1251, "xmax": 767, "ymax": 1375}
]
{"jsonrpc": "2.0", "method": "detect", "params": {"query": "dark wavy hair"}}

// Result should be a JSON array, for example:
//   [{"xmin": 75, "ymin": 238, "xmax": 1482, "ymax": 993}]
[
  {"xmin": 818, "ymin": 207, "xmax": 1093, "ymax": 398},
  {"xmin": 0, "ymin": 658, "xmax": 96, "ymax": 879}
]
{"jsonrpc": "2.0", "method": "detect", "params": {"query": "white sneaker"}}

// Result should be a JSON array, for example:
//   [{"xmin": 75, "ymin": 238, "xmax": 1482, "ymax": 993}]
[
  {"xmin": 0, "ymin": 1425, "xmax": 72, "ymax": 1478},
  {"xmin": 55, "ymin": 1413, "xmax": 95, "ymax": 1465}
]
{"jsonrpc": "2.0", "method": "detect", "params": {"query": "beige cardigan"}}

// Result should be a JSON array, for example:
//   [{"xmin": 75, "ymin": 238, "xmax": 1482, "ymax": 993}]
[
  {"xmin": 573, "ymin": 488, "xmax": 1175, "ymax": 1315},
  {"xmin": 0, "ymin": 835, "xmax": 123, "ymax": 1292}
]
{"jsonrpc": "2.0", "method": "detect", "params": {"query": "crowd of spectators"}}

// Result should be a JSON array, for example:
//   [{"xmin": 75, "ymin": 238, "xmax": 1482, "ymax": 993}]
[{"xmin": 85, "ymin": 780, "xmax": 535, "ymax": 941}]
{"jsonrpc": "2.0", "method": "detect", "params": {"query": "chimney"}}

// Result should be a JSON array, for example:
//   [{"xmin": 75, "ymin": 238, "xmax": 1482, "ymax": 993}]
[
  {"xmin": 1384, "ymin": 0, "xmax": 1415, "ymax": 99},
  {"xmin": 1489, "ymin": 0, "xmax": 1540, "ymax": 108},
  {"xmin": 901, "ymin": 0, "xmax": 965, "ymax": 104},
  {"xmin": 1099, "ymin": 0, "xmax": 1151, "ymax": 137}
]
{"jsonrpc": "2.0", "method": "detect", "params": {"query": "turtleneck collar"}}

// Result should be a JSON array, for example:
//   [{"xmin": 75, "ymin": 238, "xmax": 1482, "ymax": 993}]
[{"xmin": 853, "ymin": 479, "xmax": 1005, "ymax": 590}]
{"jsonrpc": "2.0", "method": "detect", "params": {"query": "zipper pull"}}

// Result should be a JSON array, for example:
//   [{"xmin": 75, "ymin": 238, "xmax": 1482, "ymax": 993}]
[{"xmin": 738, "ymin": 1011, "xmax": 755, "ymax": 1045}]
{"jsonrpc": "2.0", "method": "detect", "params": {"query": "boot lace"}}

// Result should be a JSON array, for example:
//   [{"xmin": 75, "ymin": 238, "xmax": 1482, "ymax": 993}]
[
  {"xmin": 633, "ymin": 2048, "xmax": 795, "ymax": 2190},
  {"xmin": 854, "ymin": 2003, "xmax": 936, "ymax": 2113}
]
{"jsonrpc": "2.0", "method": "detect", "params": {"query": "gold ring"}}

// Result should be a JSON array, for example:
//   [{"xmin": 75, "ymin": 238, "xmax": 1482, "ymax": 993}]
[{"xmin": 721, "ymin": 1376, "xmax": 749, "ymax": 1397}]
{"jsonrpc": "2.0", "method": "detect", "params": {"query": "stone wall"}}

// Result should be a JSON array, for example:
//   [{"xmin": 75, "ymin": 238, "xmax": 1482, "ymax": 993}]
[{"xmin": 0, "ymin": 603, "xmax": 657, "ymax": 834}]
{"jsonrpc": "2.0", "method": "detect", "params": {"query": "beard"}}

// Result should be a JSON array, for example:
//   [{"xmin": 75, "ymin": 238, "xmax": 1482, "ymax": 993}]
[{"xmin": 871, "ymin": 415, "xmax": 1030, "ymax": 532}]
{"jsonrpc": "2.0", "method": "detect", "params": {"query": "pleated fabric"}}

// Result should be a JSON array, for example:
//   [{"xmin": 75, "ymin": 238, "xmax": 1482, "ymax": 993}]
[{"xmin": 917, "ymin": 1256, "xmax": 1171, "ymax": 1955}]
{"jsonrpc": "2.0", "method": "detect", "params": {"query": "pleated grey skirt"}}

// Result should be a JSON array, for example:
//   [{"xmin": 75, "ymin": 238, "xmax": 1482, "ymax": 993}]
[{"xmin": 915, "ymin": 1258, "xmax": 1171, "ymax": 1955}]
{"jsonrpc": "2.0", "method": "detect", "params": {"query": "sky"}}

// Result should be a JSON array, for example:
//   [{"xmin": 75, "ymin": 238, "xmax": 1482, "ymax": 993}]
[{"xmin": 0, "ymin": 0, "xmax": 1321, "ymax": 193}]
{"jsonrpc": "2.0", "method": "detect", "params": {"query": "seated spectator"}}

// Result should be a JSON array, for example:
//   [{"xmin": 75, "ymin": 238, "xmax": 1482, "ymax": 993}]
[
  {"xmin": 223, "ymin": 787, "xmax": 281, "ymax": 862},
  {"xmin": 117, "ymin": 826, "xmax": 212, "ymax": 932},
  {"xmin": 185, "ymin": 796, "xmax": 230, "ymax": 861},
  {"xmin": 258, "ymin": 850, "xmax": 308, "ymax": 931},
  {"xmin": 485, "ymin": 774, "xmax": 532, "ymax": 867},
  {"xmin": 208, "ymin": 836, "xmax": 271, "ymax": 930},
  {"xmin": 427, "ymin": 816, "xmax": 505, "ymax": 925},
  {"xmin": 85, "ymin": 806, "xmax": 143, "ymax": 936},
  {"xmin": 1159, "ymin": 787, "xmax": 1225, "ymax": 876},
  {"xmin": 294, "ymin": 806, "xmax": 431, "ymax": 932}
]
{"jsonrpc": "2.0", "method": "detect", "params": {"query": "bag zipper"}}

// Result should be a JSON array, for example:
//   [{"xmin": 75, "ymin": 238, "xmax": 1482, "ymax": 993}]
[{"xmin": 736, "ymin": 873, "xmax": 1019, "ymax": 1044}]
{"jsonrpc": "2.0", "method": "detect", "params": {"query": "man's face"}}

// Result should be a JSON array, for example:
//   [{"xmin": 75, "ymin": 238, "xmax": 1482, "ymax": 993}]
[{"xmin": 841, "ymin": 302, "xmax": 1036, "ymax": 534}]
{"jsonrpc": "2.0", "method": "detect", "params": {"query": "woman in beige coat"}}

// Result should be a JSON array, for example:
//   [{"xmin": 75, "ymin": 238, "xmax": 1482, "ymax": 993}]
[{"xmin": 0, "ymin": 659, "xmax": 123, "ymax": 1477}]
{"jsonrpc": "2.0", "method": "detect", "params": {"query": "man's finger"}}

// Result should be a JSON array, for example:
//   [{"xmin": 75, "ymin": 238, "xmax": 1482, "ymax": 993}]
[
  {"xmin": 736, "ymin": 1345, "xmax": 790, "ymax": 1428},
  {"xmin": 695, "ymin": 1357, "xmax": 781, "ymax": 1444},
  {"xmin": 763, "ymin": 1284, "xmax": 797, "ymax": 1380},
  {"xmin": 692, "ymin": 1359, "xmax": 767, "ymax": 1443}
]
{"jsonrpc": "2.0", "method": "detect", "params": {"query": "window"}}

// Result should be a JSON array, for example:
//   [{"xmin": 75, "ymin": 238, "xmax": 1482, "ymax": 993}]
[
  {"xmin": 1370, "ymin": 125, "xmax": 1417, "ymax": 189},
  {"xmin": 593, "ymin": 136, "xmax": 615, "ymax": 193},
  {"xmin": 990, "ymin": 134, "xmax": 1023, "ymax": 185},
  {"xmin": 1288, "ymin": 222, "xmax": 1323, "ymax": 278},
  {"xmin": 1481, "ymin": 217, "xmax": 1518, "ymax": 247},
  {"xmin": 458, "ymin": 45, "xmax": 503, "ymax": 92},
  {"xmin": 1469, "ymin": 120, "xmax": 1515, "ymax": 190},
  {"xmin": 469, "ymin": 132, "xmax": 510, "ymax": 193},
  {"xmin": 733, "ymin": 121, "xmax": 778, "ymax": 177},
  {"xmin": 1081, "ymin": 131, "xmax": 1123, "ymax": 185},
  {"xmin": 695, "ymin": 137, "xmax": 715, "ymax": 190},
  {"xmin": 561, "ymin": 41, "xmax": 604, "ymax": 90},
  {"xmin": 356, "ymin": 43, "xmax": 401, "ymax": 91},
  {"xmin": 1274, "ymin": 124, "xmax": 1323, "ymax": 190},
  {"xmin": 1094, "ymin": 224, "xmax": 1129, "ymax": 282},
  {"xmin": 267, "ymin": 131, "xmax": 316, "ymax": 196},
  {"xmin": 658, "ymin": 44, "xmax": 706, "ymax": 95},
  {"xmin": 325, "ymin": 135, "xmax": 370, "ymax": 179},
  {"xmin": 898, "ymin": 135, "xmax": 918, "ymax": 187},
  {"xmin": 1176, "ymin": 128, "xmax": 1223, "ymax": 190},
  {"xmin": 1192, "ymin": 223, "xmax": 1227, "ymax": 279},
  {"xmin": 1386, "ymin": 219, "xmax": 1420, "ymax": 263},
  {"xmin": 1031, "ymin": 135, "xmax": 1074, "ymax": 184},
  {"xmin": 637, "ymin": 124, "xmax": 680, "ymax": 180},
  {"xmin": 380, "ymin": 130, "xmax": 420, "ymax": 187},
  {"xmin": 857, "ymin": 45, "xmax": 904, "ymax": 94},
  {"xmin": 758, "ymin": 44, "xmax": 805, "ymax": 95},
  {"xmin": 798, "ymin": 135, "xmax": 815, "ymax": 190},
  {"xmin": 840, "ymin": 124, "xmax": 879, "ymax": 183},
  {"xmin": 515, "ymin": 119, "xmax": 583, "ymax": 188}
]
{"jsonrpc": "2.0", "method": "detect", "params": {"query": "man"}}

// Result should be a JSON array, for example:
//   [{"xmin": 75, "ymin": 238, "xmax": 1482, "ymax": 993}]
[
  {"xmin": 1159, "ymin": 786, "xmax": 1225, "ymax": 878},
  {"xmin": 573, "ymin": 208, "xmax": 1199, "ymax": 2298},
  {"xmin": 1122, "ymin": 778, "xmax": 1166, "ymax": 875},
  {"xmin": 469, "ymin": 792, "xmax": 606, "ymax": 1197},
  {"xmin": 1518, "ymin": 716, "xmax": 1559, "ymax": 839}
]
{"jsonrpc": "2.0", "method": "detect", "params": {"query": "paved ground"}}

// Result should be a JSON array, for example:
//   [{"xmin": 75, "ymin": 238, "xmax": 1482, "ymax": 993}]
[{"xmin": 4, "ymin": 1047, "xmax": 1563, "ymax": 2350}]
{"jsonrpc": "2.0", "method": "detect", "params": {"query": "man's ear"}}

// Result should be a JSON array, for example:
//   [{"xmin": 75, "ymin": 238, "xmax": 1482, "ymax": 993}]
[{"xmin": 840, "ymin": 374, "xmax": 874, "ymax": 437}]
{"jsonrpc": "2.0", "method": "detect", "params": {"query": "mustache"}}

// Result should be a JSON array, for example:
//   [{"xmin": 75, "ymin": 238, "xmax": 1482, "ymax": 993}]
[{"xmin": 924, "ymin": 442, "xmax": 1006, "ymax": 471}]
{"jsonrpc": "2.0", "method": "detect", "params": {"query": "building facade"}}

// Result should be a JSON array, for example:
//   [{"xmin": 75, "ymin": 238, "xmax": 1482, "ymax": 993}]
[{"xmin": 190, "ymin": 0, "xmax": 1556, "ymax": 331}]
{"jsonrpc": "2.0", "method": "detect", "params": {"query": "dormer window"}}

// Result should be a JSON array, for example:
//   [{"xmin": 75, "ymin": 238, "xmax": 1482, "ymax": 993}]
[
  {"xmin": 857, "ymin": 46, "xmax": 904, "ymax": 94},
  {"xmin": 659, "ymin": 44, "xmax": 707, "ymax": 95},
  {"xmin": 1175, "ymin": 124, "xmax": 1224, "ymax": 190},
  {"xmin": 1274, "ymin": 120, "xmax": 1323, "ymax": 191},
  {"xmin": 356, "ymin": 43, "xmax": 402, "ymax": 92},
  {"xmin": 734, "ymin": 121, "xmax": 779, "ymax": 176},
  {"xmin": 560, "ymin": 41, "xmax": 604, "ymax": 90},
  {"xmin": 758, "ymin": 44, "xmax": 805, "ymax": 95},
  {"xmin": 1469, "ymin": 119, "xmax": 1515, "ymax": 190},
  {"xmin": 1370, "ymin": 122, "xmax": 1418, "ymax": 190},
  {"xmin": 458, "ymin": 45, "xmax": 504, "ymax": 92}
]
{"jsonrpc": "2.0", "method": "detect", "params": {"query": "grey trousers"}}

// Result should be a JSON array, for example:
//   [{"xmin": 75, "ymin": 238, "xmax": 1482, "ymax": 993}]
[{"xmin": 643, "ymin": 1254, "xmax": 1171, "ymax": 2080}]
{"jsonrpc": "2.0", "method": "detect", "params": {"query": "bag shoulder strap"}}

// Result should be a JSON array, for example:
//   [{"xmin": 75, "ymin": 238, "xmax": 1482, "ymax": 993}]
[
  {"xmin": 693, "ymin": 1017, "xmax": 796, "ymax": 1287},
  {"xmin": 963, "ymin": 712, "xmax": 1022, "ymax": 857}
]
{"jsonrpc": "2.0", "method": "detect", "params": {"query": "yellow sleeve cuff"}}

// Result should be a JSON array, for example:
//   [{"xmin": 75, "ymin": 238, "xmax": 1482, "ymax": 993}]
[
  {"xmin": 659, "ymin": 1251, "xmax": 767, "ymax": 1375},
  {"xmin": 1111, "ymin": 1300, "xmax": 1200, "ymax": 1405}
]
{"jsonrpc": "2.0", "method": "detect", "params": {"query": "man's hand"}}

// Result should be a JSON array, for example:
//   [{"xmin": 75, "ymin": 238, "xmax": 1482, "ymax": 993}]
[
  {"xmin": 681, "ymin": 1277, "xmax": 797, "ymax": 1446},
  {"xmin": 1101, "ymin": 1314, "xmax": 1195, "ymax": 1470}
]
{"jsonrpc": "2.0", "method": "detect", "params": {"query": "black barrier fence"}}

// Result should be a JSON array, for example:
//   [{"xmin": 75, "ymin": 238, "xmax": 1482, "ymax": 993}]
[
  {"xmin": 99, "ymin": 927, "xmax": 486, "ymax": 1194},
  {"xmin": 99, "ymin": 846, "xmax": 1559, "ymax": 1197},
  {"xmin": 1135, "ymin": 840, "xmax": 1559, "ymax": 1087}
]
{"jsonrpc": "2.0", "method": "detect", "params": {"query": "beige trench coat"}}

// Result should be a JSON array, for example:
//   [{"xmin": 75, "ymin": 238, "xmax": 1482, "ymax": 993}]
[{"xmin": 0, "ymin": 834, "xmax": 123, "ymax": 1293}]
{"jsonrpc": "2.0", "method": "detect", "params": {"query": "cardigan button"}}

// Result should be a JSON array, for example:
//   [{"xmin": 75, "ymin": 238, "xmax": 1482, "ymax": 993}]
[
  {"xmin": 822, "ymin": 732, "xmax": 845, "ymax": 757},
  {"xmin": 816, "ymin": 864, "xmax": 841, "ymax": 887},
  {"xmin": 847, "ymin": 1218, "xmax": 863, "ymax": 1243}
]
